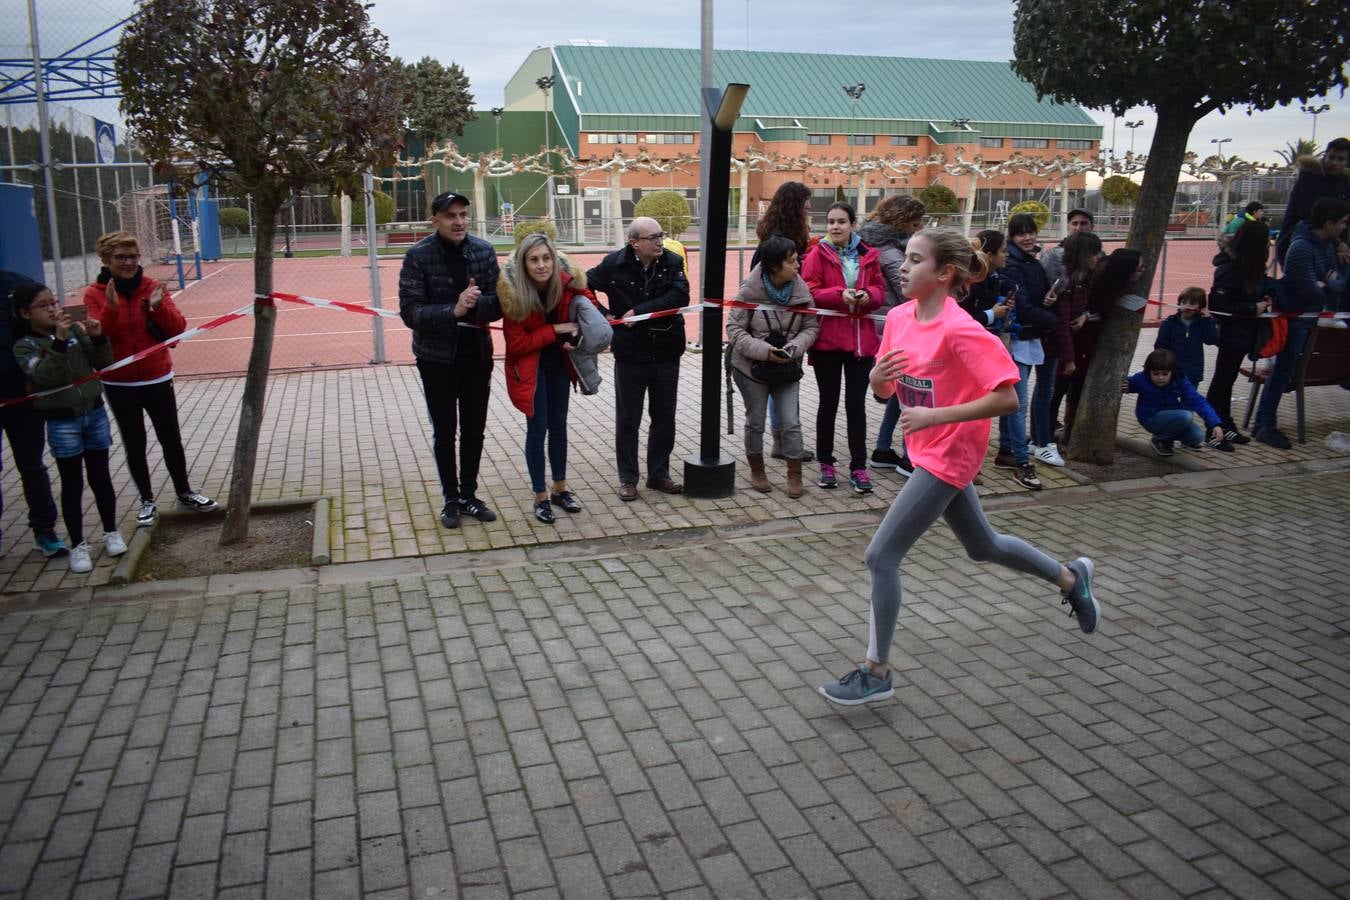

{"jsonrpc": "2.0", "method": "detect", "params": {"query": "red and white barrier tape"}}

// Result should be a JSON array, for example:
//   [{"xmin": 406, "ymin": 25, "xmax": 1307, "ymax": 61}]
[{"xmin": 0, "ymin": 305, "xmax": 255, "ymax": 410}]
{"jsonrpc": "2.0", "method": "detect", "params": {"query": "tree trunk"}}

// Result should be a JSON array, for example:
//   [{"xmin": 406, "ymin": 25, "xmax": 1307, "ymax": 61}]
[
  {"xmin": 1217, "ymin": 176, "xmax": 1232, "ymax": 231},
  {"xmin": 220, "ymin": 211, "xmax": 278, "ymax": 544},
  {"xmin": 738, "ymin": 164, "xmax": 749, "ymax": 246},
  {"xmin": 472, "ymin": 169, "xmax": 487, "ymax": 238},
  {"xmin": 340, "ymin": 194, "xmax": 351, "ymax": 257},
  {"xmin": 1067, "ymin": 101, "xmax": 1198, "ymax": 464},
  {"xmin": 961, "ymin": 172, "xmax": 978, "ymax": 236}
]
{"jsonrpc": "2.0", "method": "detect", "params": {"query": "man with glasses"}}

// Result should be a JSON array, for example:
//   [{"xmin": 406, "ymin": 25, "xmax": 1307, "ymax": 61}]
[
  {"xmin": 586, "ymin": 216, "xmax": 691, "ymax": 501},
  {"xmin": 398, "ymin": 192, "xmax": 502, "ymax": 529}
]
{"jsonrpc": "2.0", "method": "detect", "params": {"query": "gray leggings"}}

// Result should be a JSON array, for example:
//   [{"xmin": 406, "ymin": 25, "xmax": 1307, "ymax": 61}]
[{"xmin": 864, "ymin": 467, "xmax": 1063, "ymax": 664}]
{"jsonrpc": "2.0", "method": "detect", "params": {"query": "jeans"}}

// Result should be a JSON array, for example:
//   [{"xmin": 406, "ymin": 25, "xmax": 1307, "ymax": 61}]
[
  {"xmin": 417, "ymin": 356, "xmax": 493, "ymax": 502},
  {"xmin": 0, "ymin": 403, "xmax": 58, "ymax": 535},
  {"xmin": 614, "ymin": 358, "xmax": 679, "ymax": 485},
  {"xmin": 997, "ymin": 362, "xmax": 1033, "ymax": 464},
  {"xmin": 875, "ymin": 395, "xmax": 903, "ymax": 453},
  {"xmin": 524, "ymin": 352, "xmax": 570, "ymax": 494},
  {"xmin": 1030, "ymin": 358, "xmax": 1057, "ymax": 446},
  {"xmin": 104, "ymin": 380, "xmax": 193, "ymax": 501},
  {"xmin": 813, "ymin": 350, "xmax": 873, "ymax": 471},
  {"xmin": 1145, "ymin": 409, "xmax": 1204, "ymax": 446},
  {"xmin": 733, "ymin": 368, "xmax": 802, "ymax": 458},
  {"xmin": 46, "ymin": 407, "xmax": 112, "ymax": 459},
  {"xmin": 1255, "ymin": 318, "xmax": 1315, "ymax": 430}
]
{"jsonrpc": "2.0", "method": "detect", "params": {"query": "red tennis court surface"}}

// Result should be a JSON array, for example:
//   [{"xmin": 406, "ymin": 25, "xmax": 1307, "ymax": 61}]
[{"xmin": 141, "ymin": 239, "xmax": 1217, "ymax": 377}]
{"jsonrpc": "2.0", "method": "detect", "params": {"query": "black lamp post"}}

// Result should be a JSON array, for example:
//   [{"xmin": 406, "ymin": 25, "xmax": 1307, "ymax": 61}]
[{"xmin": 684, "ymin": 82, "xmax": 750, "ymax": 499}]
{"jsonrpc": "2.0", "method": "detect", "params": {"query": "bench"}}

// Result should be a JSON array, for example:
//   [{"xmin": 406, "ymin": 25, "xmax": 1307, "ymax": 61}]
[
  {"xmin": 1242, "ymin": 324, "xmax": 1350, "ymax": 443},
  {"xmin": 386, "ymin": 231, "xmax": 433, "ymax": 245}
]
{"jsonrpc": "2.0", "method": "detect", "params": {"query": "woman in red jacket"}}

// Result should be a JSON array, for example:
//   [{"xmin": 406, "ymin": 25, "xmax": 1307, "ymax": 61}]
[
  {"xmin": 801, "ymin": 202, "xmax": 886, "ymax": 494},
  {"xmin": 500, "ymin": 233, "xmax": 599, "ymax": 524},
  {"xmin": 83, "ymin": 232, "xmax": 216, "ymax": 527}
]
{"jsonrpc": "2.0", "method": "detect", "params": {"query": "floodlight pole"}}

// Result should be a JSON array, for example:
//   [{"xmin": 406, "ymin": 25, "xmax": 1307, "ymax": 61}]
[{"xmin": 27, "ymin": 0, "xmax": 63, "ymax": 300}]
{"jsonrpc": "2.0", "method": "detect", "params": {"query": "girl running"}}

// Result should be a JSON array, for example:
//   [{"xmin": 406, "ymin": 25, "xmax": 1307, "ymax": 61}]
[{"xmin": 819, "ymin": 230, "xmax": 1101, "ymax": 707}]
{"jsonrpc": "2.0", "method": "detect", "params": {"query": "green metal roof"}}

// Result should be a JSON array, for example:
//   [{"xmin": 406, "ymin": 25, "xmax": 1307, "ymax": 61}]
[{"xmin": 552, "ymin": 46, "xmax": 1098, "ymax": 129}]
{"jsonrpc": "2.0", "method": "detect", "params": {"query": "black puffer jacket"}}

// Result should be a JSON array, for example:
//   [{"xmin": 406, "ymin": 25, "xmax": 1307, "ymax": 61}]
[
  {"xmin": 1208, "ymin": 251, "xmax": 1277, "ymax": 353},
  {"xmin": 1003, "ymin": 243, "xmax": 1057, "ymax": 341},
  {"xmin": 1276, "ymin": 155, "xmax": 1350, "ymax": 263},
  {"xmin": 0, "ymin": 268, "xmax": 35, "ymax": 400},
  {"xmin": 586, "ymin": 246, "xmax": 690, "ymax": 363},
  {"xmin": 397, "ymin": 233, "xmax": 502, "ymax": 364}
]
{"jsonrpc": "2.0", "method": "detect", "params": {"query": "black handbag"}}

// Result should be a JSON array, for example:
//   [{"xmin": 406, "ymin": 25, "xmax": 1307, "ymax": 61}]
[{"xmin": 748, "ymin": 309, "xmax": 804, "ymax": 386}]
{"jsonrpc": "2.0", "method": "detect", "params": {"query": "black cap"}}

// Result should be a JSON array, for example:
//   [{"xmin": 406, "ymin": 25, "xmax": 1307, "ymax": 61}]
[
  {"xmin": 1067, "ymin": 208, "xmax": 1094, "ymax": 223},
  {"xmin": 431, "ymin": 191, "xmax": 470, "ymax": 214}
]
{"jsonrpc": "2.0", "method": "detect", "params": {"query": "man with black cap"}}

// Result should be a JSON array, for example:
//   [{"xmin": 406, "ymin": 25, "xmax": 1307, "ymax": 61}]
[
  {"xmin": 1040, "ymin": 208, "xmax": 1094, "ymax": 288},
  {"xmin": 398, "ymin": 191, "xmax": 503, "ymax": 528}
]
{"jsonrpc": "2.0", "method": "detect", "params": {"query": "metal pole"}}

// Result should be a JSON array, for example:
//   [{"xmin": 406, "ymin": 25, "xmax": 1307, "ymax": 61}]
[
  {"xmin": 68, "ymin": 108, "xmax": 90, "ymax": 284},
  {"xmin": 1157, "ymin": 234, "xmax": 1169, "ymax": 310},
  {"xmin": 365, "ymin": 172, "xmax": 386, "ymax": 364},
  {"xmin": 28, "ymin": 0, "xmax": 64, "ymax": 299},
  {"xmin": 695, "ymin": 1, "xmax": 714, "ymax": 350},
  {"xmin": 4, "ymin": 105, "xmax": 15, "ymax": 183}
]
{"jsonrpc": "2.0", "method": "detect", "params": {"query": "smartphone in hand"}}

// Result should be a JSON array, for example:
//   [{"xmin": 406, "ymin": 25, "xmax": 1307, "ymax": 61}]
[{"xmin": 65, "ymin": 304, "xmax": 88, "ymax": 323}]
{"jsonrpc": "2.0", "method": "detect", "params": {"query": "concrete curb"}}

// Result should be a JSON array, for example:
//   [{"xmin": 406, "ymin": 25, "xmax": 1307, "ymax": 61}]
[{"xmin": 107, "ymin": 496, "xmax": 332, "ymax": 587}]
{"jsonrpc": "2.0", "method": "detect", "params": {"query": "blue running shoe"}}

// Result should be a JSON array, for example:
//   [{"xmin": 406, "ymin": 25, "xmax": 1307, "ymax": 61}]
[
  {"xmin": 1062, "ymin": 557, "xmax": 1100, "ymax": 634},
  {"xmin": 35, "ymin": 530, "xmax": 68, "ymax": 558},
  {"xmin": 819, "ymin": 664, "xmax": 894, "ymax": 707}
]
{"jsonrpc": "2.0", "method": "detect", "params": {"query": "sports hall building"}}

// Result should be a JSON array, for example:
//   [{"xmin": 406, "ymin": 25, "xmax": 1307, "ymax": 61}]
[{"xmin": 426, "ymin": 44, "xmax": 1101, "ymax": 226}]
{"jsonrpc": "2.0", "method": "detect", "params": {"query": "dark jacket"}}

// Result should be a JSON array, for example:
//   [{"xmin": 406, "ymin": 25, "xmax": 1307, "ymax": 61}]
[
  {"xmin": 1004, "ymin": 243, "xmax": 1057, "ymax": 342},
  {"xmin": 1208, "ymin": 250, "xmax": 1275, "ymax": 352},
  {"xmin": 397, "ymin": 233, "xmax": 502, "ymax": 364},
  {"xmin": 1276, "ymin": 155, "xmax": 1350, "ymax": 263},
  {"xmin": 1126, "ymin": 371, "xmax": 1221, "ymax": 430},
  {"xmin": 13, "ymin": 328, "xmax": 113, "ymax": 419},
  {"xmin": 0, "ymin": 268, "xmax": 35, "ymax": 400},
  {"xmin": 1154, "ymin": 313, "xmax": 1219, "ymax": 385},
  {"xmin": 959, "ymin": 269, "xmax": 1016, "ymax": 331},
  {"xmin": 1282, "ymin": 222, "xmax": 1344, "ymax": 315},
  {"xmin": 586, "ymin": 246, "xmax": 690, "ymax": 363}
]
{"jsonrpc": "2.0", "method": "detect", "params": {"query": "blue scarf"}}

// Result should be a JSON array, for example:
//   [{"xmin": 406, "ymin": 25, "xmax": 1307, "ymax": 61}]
[
  {"xmin": 761, "ymin": 272, "xmax": 794, "ymax": 306},
  {"xmin": 827, "ymin": 232, "xmax": 862, "ymax": 289}
]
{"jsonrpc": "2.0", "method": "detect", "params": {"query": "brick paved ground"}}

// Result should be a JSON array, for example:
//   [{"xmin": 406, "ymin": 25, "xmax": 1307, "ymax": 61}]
[
  {"xmin": 2, "ymin": 330, "xmax": 1347, "ymax": 593},
  {"xmin": 0, "ymin": 465, "xmax": 1347, "ymax": 898}
]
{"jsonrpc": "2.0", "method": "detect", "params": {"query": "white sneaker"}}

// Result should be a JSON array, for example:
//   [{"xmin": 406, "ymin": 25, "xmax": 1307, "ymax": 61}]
[
  {"xmin": 1034, "ymin": 443, "xmax": 1066, "ymax": 467},
  {"xmin": 104, "ymin": 531, "xmax": 127, "ymax": 557},
  {"xmin": 136, "ymin": 499, "xmax": 158, "ymax": 528},
  {"xmin": 1317, "ymin": 316, "xmax": 1348, "ymax": 329},
  {"xmin": 69, "ymin": 542, "xmax": 93, "ymax": 573}
]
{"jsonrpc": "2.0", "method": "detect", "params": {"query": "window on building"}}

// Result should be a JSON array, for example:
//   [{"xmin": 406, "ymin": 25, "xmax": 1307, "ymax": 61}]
[
  {"xmin": 848, "ymin": 135, "xmax": 875, "ymax": 146},
  {"xmin": 1012, "ymin": 138, "xmax": 1050, "ymax": 149},
  {"xmin": 807, "ymin": 134, "xmax": 831, "ymax": 145},
  {"xmin": 645, "ymin": 133, "xmax": 695, "ymax": 144},
  {"xmin": 587, "ymin": 133, "xmax": 636, "ymax": 144},
  {"xmin": 1058, "ymin": 139, "xmax": 1093, "ymax": 150},
  {"xmin": 979, "ymin": 137, "xmax": 1004, "ymax": 148},
  {"xmin": 890, "ymin": 135, "xmax": 918, "ymax": 146}
]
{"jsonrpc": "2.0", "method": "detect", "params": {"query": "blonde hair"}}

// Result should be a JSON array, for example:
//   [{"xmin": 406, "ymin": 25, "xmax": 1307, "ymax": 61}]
[
  {"xmin": 915, "ymin": 229, "xmax": 989, "ymax": 290},
  {"xmin": 94, "ymin": 231, "xmax": 139, "ymax": 263},
  {"xmin": 503, "ymin": 232, "xmax": 562, "ymax": 322}
]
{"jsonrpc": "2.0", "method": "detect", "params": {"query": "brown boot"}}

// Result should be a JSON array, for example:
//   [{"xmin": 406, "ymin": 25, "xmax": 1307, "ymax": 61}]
[
  {"xmin": 747, "ymin": 454, "xmax": 771, "ymax": 492},
  {"xmin": 786, "ymin": 458, "xmax": 804, "ymax": 498}
]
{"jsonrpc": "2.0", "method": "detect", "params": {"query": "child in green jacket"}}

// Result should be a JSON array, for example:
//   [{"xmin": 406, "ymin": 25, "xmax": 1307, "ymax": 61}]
[{"xmin": 11, "ymin": 283, "xmax": 124, "ymax": 574}]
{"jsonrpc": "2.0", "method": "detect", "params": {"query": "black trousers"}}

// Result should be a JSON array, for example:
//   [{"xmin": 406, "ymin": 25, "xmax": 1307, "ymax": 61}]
[
  {"xmin": 614, "ymin": 358, "xmax": 679, "ymax": 485},
  {"xmin": 1205, "ymin": 344, "xmax": 1247, "ymax": 429},
  {"xmin": 0, "ymin": 402, "xmax": 58, "ymax": 534},
  {"xmin": 104, "ymin": 380, "xmax": 192, "ymax": 501},
  {"xmin": 813, "ymin": 350, "xmax": 873, "ymax": 472},
  {"xmin": 417, "ymin": 356, "xmax": 492, "ymax": 503},
  {"xmin": 56, "ymin": 449, "xmax": 117, "ymax": 545}
]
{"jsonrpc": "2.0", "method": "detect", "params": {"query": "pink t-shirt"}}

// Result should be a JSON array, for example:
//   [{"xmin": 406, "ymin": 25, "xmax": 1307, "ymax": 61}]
[{"xmin": 879, "ymin": 296, "xmax": 1019, "ymax": 488}]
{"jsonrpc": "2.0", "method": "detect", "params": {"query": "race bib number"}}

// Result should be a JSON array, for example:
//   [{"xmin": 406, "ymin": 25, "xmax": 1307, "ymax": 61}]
[{"xmin": 895, "ymin": 372, "xmax": 935, "ymax": 409}]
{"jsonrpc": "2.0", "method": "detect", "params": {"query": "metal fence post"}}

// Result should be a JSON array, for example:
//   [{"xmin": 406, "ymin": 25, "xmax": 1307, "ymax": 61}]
[
  {"xmin": 365, "ymin": 172, "xmax": 386, "ymax": 364},
  {"xmin": 1157, "ymin": 236, "xmax": 1169, "ymax": 310}
]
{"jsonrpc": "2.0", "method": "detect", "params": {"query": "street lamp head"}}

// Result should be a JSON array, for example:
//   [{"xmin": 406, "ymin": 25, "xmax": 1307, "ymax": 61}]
[
  {"xmin": 949, "ymin": 118, "xmax": 971, "ymax": 130},
  {"xmin": 1125, "ymin": 120, "xmax": 1144, "ymax": 128},
  {"xmin": 535, "ymin": 75, "xmax": 554, "ymax": 91},
  {"xmin": 490, "ymin": 107, "xmax": 505, "ymax": 120},
  {"xmin": 1301, "ymin": 103, "xmax": 1331, "ymax": 115},
  {"xmin": 843, "ymin": 82, "xmax": 865, "ymax": 100}
]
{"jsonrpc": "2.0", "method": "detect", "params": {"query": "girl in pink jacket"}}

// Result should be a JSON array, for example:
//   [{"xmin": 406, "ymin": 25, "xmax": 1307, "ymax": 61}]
[{"xmin": 801, "ymin": 202, "xmax": 885, "ymax": 493}]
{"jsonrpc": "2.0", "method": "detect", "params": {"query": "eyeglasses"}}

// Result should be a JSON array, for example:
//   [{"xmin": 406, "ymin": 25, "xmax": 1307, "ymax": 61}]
[
  {"xmin": 637, "ymin": 232, "xmax": 665, "ymax": 243},
  {"xmin": 111, "ymin": 253, "xmax": 140, "ymax": 262}
]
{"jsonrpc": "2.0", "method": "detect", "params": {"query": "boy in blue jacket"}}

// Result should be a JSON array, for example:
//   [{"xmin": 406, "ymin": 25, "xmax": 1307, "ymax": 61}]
[
  {"xmin": 1123, "ymin": 348, "xmax": 1230, "ymax": 456},
  {"xmin": 1154, "ymin": 287, "xmax": 1219, "ymax": 386}
]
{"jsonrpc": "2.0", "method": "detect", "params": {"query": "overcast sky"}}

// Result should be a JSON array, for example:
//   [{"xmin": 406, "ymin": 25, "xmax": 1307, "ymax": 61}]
[{"xmin": 7, "ymin": 0, "xmax": 1349, "ymax": 169}]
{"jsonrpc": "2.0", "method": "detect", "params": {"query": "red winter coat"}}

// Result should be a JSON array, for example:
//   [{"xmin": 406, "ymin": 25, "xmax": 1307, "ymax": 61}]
[
  {"xmin": 82, "ymin": 273, "xmax": 186, "ymax": 384},
  {"xmin": 801, "ymin": 238, "xmax": 885, "ymax": 358},
  {"xmin": 502, "ymin": 269, "xmax": 601, "ymax": 417}
]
